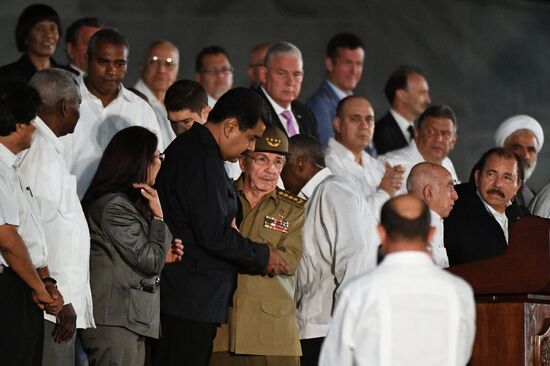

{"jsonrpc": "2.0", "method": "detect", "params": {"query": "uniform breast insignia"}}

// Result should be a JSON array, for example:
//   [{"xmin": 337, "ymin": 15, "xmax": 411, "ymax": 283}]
[{"xmin": 264, "ymin": 215, "xmax": 289, "ymax": 233}]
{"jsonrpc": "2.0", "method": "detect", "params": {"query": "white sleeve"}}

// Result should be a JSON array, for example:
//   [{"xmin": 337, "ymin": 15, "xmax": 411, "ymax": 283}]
[
  {"xmin": 142, "ymin": 103, "xmax": 166, "ymax": 151},
  {"xmin": 530, "ymin": 184, "xmax": 550, "ymax": 218},
  {"xmin": 319, "ymin": 290, "xmax": 356, "ymax": 366},
  {"xmin": 0, "ymin": 170, "xmax": 20, "ymax": 226}
]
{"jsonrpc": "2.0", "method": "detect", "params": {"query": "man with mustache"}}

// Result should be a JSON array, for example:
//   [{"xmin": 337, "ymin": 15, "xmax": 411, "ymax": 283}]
[
  {"xmin": 444, "ymin": 148, "xmax": 526, "ymax": 266},
  {"xmin": 494, "ymin": 115, "xmax": 544, "ymax": 209},
  {"xmin": 379, "ymin": 104, "xmax": 460, "ymax": 195},
  {"xmin": 407, "ymin": 162, "xmax": 458, "ymax": 268}
]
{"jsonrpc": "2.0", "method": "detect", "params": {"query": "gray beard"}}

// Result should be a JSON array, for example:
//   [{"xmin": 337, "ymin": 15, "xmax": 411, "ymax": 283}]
[{"xmin": 524, "ymin": 160, "xmax": 537, "ymax": 182}]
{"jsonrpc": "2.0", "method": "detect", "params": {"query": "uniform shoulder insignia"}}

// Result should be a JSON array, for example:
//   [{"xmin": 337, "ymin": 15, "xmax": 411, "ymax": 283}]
[{"xmin": 276, "ymin": 188, "xmax": 307, "ymax": 207}]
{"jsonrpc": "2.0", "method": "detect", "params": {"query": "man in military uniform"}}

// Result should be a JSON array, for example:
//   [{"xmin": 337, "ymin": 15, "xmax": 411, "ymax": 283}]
[{"xmin": 210, "ymin": 125, "xmax": 305, "ymax": 366}]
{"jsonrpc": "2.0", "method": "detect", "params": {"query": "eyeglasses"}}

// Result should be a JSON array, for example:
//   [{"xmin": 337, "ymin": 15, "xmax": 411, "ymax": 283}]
[
  {"xmin": 423, "ymin": 127, "xmax": 454, "ymax": 141},
  {"xmin": 246, "ymin": 154, "xmax": 286, "ymax": 169},
  {"xmin": 200, "ymin": 66, "xmax": 234, "ymax": 75},
  {"xmin": 147, "ymin": 56, "xmax": 178, "ymax": 69},
  {"xmin": 154, "ymin": 152, "xmax": 165, "ymax": 162}
]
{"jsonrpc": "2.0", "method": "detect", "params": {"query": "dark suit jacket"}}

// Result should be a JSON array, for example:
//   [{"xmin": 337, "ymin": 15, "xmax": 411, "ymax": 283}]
[
  {"xmin": 256, "ymin": 87, "xmax": 319, "ymax": 140},
  {"xmin": 306, "ymin": 80, "xmax": 340, "ymax": 145},
  {"xmin": 0, "ymin": 54, "xmax": 61, "ymax": 83},
  {"xmin": 373, "ymin": 111, "xmax": 409, "ymax": 155},
  {"xmin": 156, "ymin": 123, "xmax": 269, "ymax": 324},
  {"xmin": 444, "ymin": 183, "xmax": 527, "ymax": 266}
]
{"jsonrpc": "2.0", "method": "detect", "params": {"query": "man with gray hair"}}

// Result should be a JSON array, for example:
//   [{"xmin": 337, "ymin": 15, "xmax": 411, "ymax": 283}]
[
  {"xmin": 18, "ymin": 68, "xmax": 95, "ymax": 366},
  {"xmin": 256, "ymin": 42, "xmax": 319, "ymax": 139},
  {"xmin": 407, "ymin": 162, "xmax": 458, "ymax": 267},
  {"xmin": 494, "ymin": 114, "xmax": 544, "ymax": 208}
]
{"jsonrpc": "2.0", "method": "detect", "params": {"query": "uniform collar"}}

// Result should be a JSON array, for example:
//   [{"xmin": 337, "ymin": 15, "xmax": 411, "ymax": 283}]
[{"xmin": 234, "ymin": 175, "xmax": 278, "ymax": 204}]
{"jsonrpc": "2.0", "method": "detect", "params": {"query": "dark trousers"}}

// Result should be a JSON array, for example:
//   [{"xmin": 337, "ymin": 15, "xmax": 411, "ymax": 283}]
[
  {"xmin": 300, "ymin": 337, "xmax": 325, "ymax": 366},
  {"xmin": 153, "ymin": 314, "xmax": 217, "ymax": 366},
  {"xmin": 0, "ymin": 267, "xmax": 44, "ymax": 366}
]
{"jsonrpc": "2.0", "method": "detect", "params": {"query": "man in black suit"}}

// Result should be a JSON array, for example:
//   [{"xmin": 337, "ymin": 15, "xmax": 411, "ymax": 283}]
[
  {"xmin": 444, "ymin": 148, "xmax": 527, "ymax": 266},
  {"xmin": 154, "ymin": 88, "xmax": 289, "ymax": 366},
  {"xmin": 63, "ymin": 17, "xmax": 102, "ymax": 77},
  {"xmin": 256, "ymin": 42, "xmax": 319, "ymax": 140},
  {"xmin": 373, "ymin": 65, "xmax": 431, "ymax": 155}
]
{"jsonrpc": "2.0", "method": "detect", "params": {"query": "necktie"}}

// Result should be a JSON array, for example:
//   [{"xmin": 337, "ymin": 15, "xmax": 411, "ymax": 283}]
[
  {"xmin": 281, "ymin": 110, "xmax": 298, "ymax": 136},
  {"xmin": 407, "ymin": 125, "xmax": 415, "ymax": 141}
]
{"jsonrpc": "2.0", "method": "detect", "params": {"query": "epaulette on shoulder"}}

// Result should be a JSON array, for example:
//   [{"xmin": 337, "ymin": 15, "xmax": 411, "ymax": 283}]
[{"xmin": 276, "ymin": 188, "xmax": 307, "ymax": 207}]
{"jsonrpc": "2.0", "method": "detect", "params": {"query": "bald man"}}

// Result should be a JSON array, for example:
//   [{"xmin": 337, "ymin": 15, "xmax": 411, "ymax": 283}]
[
  {"xmin": 319, "ymin": 195, "xmax": 475, "ymax": 366},
  {"xmin": 407, "ymin": 162, "xmax": 458, "ymax": 267}
]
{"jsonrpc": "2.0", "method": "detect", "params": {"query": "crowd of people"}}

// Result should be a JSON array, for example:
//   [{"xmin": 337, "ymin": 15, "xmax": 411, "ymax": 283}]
[{"xmin": 0, "ymin": 3, "xmax": 547, "ymax": 366}]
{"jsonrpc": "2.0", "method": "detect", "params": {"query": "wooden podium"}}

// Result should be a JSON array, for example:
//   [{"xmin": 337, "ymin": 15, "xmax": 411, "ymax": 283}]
[{"xmin": 448, "ymin": 216, "xmax": 550, "ymax": 365}]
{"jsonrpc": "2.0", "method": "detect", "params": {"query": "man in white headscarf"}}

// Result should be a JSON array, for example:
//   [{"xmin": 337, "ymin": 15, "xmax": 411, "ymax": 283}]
[{"xmin": 495, "ymin": 115, "xmax": 544, "ymax": 208}]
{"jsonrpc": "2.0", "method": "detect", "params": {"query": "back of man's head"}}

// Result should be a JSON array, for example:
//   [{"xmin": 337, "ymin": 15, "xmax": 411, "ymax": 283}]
[
  {"xmin": 288, "ymin": 134, "xmax": 325, "ymax": 168},
  {"xmin": 165, "ymin": 79, "xmax": 207, "ymax": 115},
  {"xmin": 380, "ymin": 195, "xmax": 431, "ymax": 244},
  {"xmin": 0, "ymin": 82, "xmax": 41, "ymax": 136},
  {"xmin": 87, "ymin": 28, "xmax": 128, "ymax": 60},
  {"xmin": 29, "ymin": 68, "xmax": 79, "ymax": 109},
  {"xmin": 208, "ymin": 87, "xmax": 271, "ymax": 130}
]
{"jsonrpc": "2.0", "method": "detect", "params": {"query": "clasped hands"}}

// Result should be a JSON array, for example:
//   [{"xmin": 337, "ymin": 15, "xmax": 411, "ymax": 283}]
[{"xmin": 265, "ymin": 242, "xmax": 289, "ymax": 277}]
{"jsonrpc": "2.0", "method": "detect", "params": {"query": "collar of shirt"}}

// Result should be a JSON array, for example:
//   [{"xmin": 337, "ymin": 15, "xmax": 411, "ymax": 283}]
[
  {"xmin": 134, "ymin": 79, "xmax": 159, "ymax": 104},
  {"xmin": 326, "ymin": 80, "xmax": 351, "ymax": 100},
  {"xmin": 33, "ymin": 116, "xmax": 64, "ymax": 155},
  {"xmin": 327, "ymin": 138, "xmax": 370, "ymax": 168},
  {"xmin": 299, "ymin": 167, "xmax": 333, "ymax": 200},
  {"xmin": 0, "ymin": 142, "xmax": 17, "ymax": 169},
  {"xmin": 69, "ymin": 63, "xmax": 85, "ymax": 77},
  {"xmin": 476, "ymin": 189, "xmax": 509, "ymax": 239},
  {"xmin": 207, "ymin": 94, "xmax": 217, "ymax": 108},
  {"xmin": 260, "ymin": 86, "xmax": 299, "ymax": 135},
  {"xmin": 382, "ymin": 251, "xmax": 435, "ymax": 267},
  {"xmin": 81, "ymin": 78, "xmax": 132, "ymax": 105},
  {"xmin": 390, "ymin": 108, "xmax": 414, "ymax": 142}
]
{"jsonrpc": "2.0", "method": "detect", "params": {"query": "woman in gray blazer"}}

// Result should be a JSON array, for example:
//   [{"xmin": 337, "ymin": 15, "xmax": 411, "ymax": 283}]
[{"xmin": 80, "ymin": 126, "xmax": 183, "ymax": 366}]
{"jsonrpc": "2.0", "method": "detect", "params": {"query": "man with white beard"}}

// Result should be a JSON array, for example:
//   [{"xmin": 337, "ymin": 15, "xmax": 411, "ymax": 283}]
[{"xmin": 494, "ymin": 115, "xmax": 543, "ymax": 209}]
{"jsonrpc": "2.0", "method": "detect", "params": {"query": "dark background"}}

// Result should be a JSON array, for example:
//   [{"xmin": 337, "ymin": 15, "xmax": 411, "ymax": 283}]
[{"xmin": 1, "ymin": 0, "xmax": 549, "ymax": 191}]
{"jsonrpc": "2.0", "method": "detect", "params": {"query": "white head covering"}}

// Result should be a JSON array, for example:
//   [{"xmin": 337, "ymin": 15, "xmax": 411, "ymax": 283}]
[{"xmin": 494, "ymin": 115, "xmax": 544, "ymax": 152}]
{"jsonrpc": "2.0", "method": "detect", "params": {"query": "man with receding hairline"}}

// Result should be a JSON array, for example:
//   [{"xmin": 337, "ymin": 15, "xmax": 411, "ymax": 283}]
[
  {"xmin": 407, "ymin": 162, "xmax": 458, "ymax": 267},
  {"xmin": 319, "ymin": 195, "xmax": 475, "ymax": 366}
]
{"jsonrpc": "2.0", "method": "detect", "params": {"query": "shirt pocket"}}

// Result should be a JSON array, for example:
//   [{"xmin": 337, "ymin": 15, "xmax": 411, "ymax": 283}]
[{"xmin": 258, "ymin": 226, "xmax": 284, "ymax": 248}]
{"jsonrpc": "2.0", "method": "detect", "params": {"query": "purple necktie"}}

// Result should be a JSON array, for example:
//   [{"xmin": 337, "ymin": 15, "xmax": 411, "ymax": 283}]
[{"xmin": 281, "ymin": 110, "xmax": 298, "ymax": 136}]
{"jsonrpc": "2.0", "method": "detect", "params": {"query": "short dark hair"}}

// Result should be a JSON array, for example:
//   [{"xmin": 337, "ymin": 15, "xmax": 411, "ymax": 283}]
[
  {"xmin": 0, "ymin": 81, "xmax": 41, "ymax": 136},
  {"xmin": 65, "ymin": 17, "xmax": 102, "ymax": 45},
  {"xmin": 195, "ymin": 46, "xmax": 229, "ymax": 73},
  {"xmin": 335, "ymin": 95, "xmax": 364, "ymax": 118},
  {"xmin": 417, "ymin": 105, "xmax": 457, "ymax": 130},
  {"xmin": 384, "ymin": 65, "xmax": 425, "ymax": 105},
  {"xmin": 288, "ymin": 134, "xmax": 325, "ymax": 167},
  {"xmin": 380, "ymin": 196, "xmax": 431, "ymax": 242},
  {"xmin": 208, "ymin": 87, "xmax": 271, "ymax": 130},
  {"xmin": 15, "ymin": 4, "xmax": 61, "ymax": 52},
  {"xmin": 326, "ymin": 32, "xmax": 365, "ymax": 60},
  {"xmin": 470, "ymin": 147, "xmax": 524, "ymax": 185},
  {"xmin": 87, "ymin": 28, "xmax": 129, "ymax": 60},
  {"xmin": 165, "ymin": 79, "xmax": 207, "ymax": 114},
  {"xmin": 82, "ymin": 126, "xmax": 158, "ymax": 218}
]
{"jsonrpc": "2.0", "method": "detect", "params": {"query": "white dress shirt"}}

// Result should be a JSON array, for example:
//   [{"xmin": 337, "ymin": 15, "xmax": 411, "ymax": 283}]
[
  {"xmin": 479, "ymin": 192, "xmax": 509, "ymax": 243},
  {"xmin": 430, "ymin": 209, "xmax": 449, "ymax": 268},
  {"xmin": 207, "ymin": 94, "xmax": 217, "ymax": 108},
  {"xmin": 319, "ymin": 251, "xmax": 476, "ymax": 366},
  {"xmin": 260, "ymin": 86, "xmax": 300, "ymax": 135},
  {"xmin": 296, "ymin": 171, "xmax": 379, "ymax": 339},
  {"xmin": 390, "ymin": 108, "xmax": 414, "ymax": 143},
  {"xmin": 16, "ymin": 117, "xmax": 95, "ymax": 328},
  {"xmin": 326, "ymin": 80, "xmax": 350, "ymax": 100},
  {"xmin": 325, "ymin": 138, "xmax": 390, "ymax": 221},
  {"xmin": 0, "ymin": 143, "xmax": 47, "ymax": 268},
  {"xmin": 61, "ymin": 81, "xmax": 165, "ymax": 198},
  {"xmin": 134, "ymin": 78, "xmax": 177, "ymax": 147},
  {"xmin": 379, "ymin": 140, "xmax": 460, "ymax": 195}
]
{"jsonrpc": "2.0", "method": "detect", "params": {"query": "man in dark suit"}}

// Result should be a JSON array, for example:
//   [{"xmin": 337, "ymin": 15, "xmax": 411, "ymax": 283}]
[
  {"xmin": 256, "ymin": 42, "xmax": 319, "ymax": 140},
  {"xmin": 444, "ymin": 148, "xmax": 527, "ymax": 266},
  {"xmin": 306, "ymin": 33, "xmax": 365, "ymax": 146},
  {"xmin": 373, "ymin": 65, "xmax": 431, "ymax": 155},
  {"xmin": 154, "ymin": 88, "xmax": 289, "ymax": 366},
  {"xmin": 63, "ymin": 17, "xmax": 102, "ymax": 77}
]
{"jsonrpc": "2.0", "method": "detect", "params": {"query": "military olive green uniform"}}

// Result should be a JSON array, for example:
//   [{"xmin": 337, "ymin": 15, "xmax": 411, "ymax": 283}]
[{"xmin": 210, "ymin": 177, "xmax": 305, "ymax": 366}]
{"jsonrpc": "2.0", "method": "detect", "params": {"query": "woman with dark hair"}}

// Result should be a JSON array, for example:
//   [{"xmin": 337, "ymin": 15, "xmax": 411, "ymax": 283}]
[
  {"xmin": 0, "ymin": 4, "xmax": 64, "ymax": 83},
  {"xmin": 80, "ymin": 126, "xmax": 183, "ymax": 366}
]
